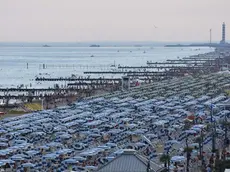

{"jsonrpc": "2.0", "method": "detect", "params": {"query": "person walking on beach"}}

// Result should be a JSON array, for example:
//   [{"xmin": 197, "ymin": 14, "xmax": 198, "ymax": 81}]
[{"xmin": 206, "ymin": 164, "xmax": 211, "ymax": 172}]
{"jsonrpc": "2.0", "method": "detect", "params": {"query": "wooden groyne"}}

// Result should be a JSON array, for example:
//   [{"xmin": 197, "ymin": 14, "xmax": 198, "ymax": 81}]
[
  {"xmin": 35, "ymin": 77, "xmax": 122, "ymax": 82},
  {"xmin": 117, "ymin": 66, "xmax": 215, "ymax": 69},
  {"xmin": 146, "ymin": 62, "xmax": 216, "ymax": 65},
  {"xmin": 0, "ymin": 94, "xmax": 77, "ymax": 99},
  {"xmin": 126, "ymin": 73, "xmax": 185, "ymax": 77},
  {"xmin": 84, "ymin": 71, "xmax": 171, "ymax": 74},
  {"xmin": 166, "ymin": 59, "xmax": 219, "ymax": 62},
  {"xmin": 0, "ymin": 88, "xmax": 79, "ymax": 92}
]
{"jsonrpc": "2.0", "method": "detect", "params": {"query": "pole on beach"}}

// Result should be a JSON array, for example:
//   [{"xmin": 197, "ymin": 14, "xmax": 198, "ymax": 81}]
[
  {"xmin": 186, "ymin": 134, "xmax": 189, "ymax": 172},
  {"xmin": 41, "ymin": 99, "xmax": 44, "ymax": 110},
  {"xmin": 211, "ymin": 104, "xmax": 216, "ymax": 153}
]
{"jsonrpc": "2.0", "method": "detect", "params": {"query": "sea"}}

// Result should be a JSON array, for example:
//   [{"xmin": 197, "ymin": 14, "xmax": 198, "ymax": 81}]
[{"xmin": 0, "ymin": 42, "xmax": 214, "ymax": 89}]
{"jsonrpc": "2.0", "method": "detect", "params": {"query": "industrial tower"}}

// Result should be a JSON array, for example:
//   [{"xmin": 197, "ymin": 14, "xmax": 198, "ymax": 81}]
[{"xmin": 220, "ymin": 22, "xmax": 226, "ymax": 44}]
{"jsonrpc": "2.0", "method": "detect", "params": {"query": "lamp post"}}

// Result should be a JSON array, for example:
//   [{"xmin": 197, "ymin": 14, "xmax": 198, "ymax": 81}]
[
  {"xmin": 210, "ymin": 104, "xmax": 216, "ymax": 152},
  {"xmin": 200, "ymin": 129, "xmax": 204, "ymax": 167},
  {"xmin": 216, "ymin": 103, "xmax": 230, "ymax": 157},
  {"xmin": 186, "ymin": 134, "xmax": 189, "ymax": 172}
]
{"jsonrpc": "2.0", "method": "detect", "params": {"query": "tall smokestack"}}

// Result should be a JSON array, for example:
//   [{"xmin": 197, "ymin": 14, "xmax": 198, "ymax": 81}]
[{"xmin": 221, "ymin": 22, "xmax": 226, "ymax": 44}]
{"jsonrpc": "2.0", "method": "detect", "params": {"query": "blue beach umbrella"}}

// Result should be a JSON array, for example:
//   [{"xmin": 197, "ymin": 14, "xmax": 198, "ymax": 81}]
[
  {"xmin": 0, "ymin": 159, "xmax": 15, "ymax": 164},
  {"xmin": 0, "ymin": 162, "xmax": 5, "ymax": 167},
  {"xmin": 43, "ymin": 153, "xmax": 58, "ymax": 160},
  {"xmin": 72, "ymin": 156, "xmax": 86, "ymax": 162},
  {"xmin": 22, "ymin": 162, "xmax": 35, "ymax": 168},
  {"xmin": 62, "ymin": 158, "xmax": 78, "ymax": 164},
  {"xmin": 0, "ymin": 142, "xmax": 8, "ymax": 147},
  {"xmin": 0, "ymin": 137, "xmax": 8, "ymax": 142},
  {"xmin": 11, "ymin": 155, "xmax": 25, "ymax": 161}
]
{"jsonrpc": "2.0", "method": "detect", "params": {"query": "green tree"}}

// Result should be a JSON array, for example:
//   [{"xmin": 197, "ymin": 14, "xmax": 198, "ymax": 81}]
[
  {"xmin": 195, "ymin": 132, "xmax": 205, "ymax": 158},
  {"xmin": 184, "ymin": 147, "xmax": 193, "ymax": 170},
  {"xmin": 160, "ymin": 154, "xmax": 171, "ymax": 168}
]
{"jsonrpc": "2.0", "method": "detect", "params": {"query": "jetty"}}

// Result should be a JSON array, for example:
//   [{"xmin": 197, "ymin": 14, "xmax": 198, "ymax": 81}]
[{"xmin": 35, "ymin": 77, "xmax": 122, "ymax": 82}]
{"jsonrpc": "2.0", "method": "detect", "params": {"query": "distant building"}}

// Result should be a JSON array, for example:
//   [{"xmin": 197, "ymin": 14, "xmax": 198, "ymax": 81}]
[
  {"xmin": 97, "ymin": 149, "xmax": 165, "ymax": 172},
  {"xmin": 220, "ymin": 22, "xmax": 226, "ymax": 44}
]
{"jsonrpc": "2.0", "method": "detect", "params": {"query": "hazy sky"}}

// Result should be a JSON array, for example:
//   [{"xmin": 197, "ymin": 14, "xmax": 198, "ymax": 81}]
[{"xmin": 0, "ymin": 0, "xmax": 229, "ymax": 42}]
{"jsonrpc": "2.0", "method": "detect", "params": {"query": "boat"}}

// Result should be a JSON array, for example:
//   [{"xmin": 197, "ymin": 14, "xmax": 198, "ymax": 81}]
[
  {"xmin": 110, "ymin": 61, "xmax": 116, "ymax": 67},
  {"xmin": 90, "ymin": 45, "xmax": 100, "ymax": 47},
  {"xmin": 42, "ymin": 45, "xmax": 51, "ymax": 47}
]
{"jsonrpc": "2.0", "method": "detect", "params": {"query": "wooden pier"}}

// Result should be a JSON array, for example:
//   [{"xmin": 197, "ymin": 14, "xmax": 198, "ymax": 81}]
[
  {"xmin": 35, "ymin": 77, "xmax": 122, "ymax": 82},
  {"xmin": 146, "ymin": 62, "xmax": 216, "ymax": 65},
  {"xmin": 117, "ymin": 66, "xmax": 215, "ymax": 69},
  {"xmin": 0, "ymin": 88, "xmax": 80, "ymax": 92},
  {"xmin": 84, "ymin": 71, "xmax": 172, "ymax": 74},
  {"xmin": 166, "ymin": 59, "xmax": 219, "ymax": 62},
  {"xmin": 0, "ymin": 94, "xmax": 76, "ymax": 99}
]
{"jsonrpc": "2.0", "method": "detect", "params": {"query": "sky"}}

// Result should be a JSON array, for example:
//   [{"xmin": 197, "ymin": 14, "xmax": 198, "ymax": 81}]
[{"xmin": 0, "ymin": 0, "xmax": 229, "ymax": 42}]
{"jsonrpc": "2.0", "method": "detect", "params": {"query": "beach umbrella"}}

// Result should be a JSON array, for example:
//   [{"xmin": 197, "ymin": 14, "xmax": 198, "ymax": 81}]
[
  {"xmin": 187, "ymin": 115, "xmax": 195, "ymax": 121},
  {"xmin": 133, "ymin": 129, "xmax": 147, "ymax": 134},
  {"xmin": 0, "ymin": 159, "xmax": 15, "ymax": 164},
  {"xmin": 72, "ymin": 143, "xmax": 84, "ymax": 151},
  {"xmin": 97, "ymin": 145, "xmax": 111, "ymax": 150},
  {"xmin": 89, "ymin": 133, "xmax": 101, "ymax": 138},
  {"xmin": 13, "ymin": 139, "xmax": 27, "ymax": 145},
  {"xmin": 43, "ymin": 153, "xmax": 58, "ymax": 160},
  {"xmin": 135, "ymin": 142, "xmax": 146, "ymax": 147},
  {"xmin": 191, "ymin": 128, "xmax": 201, "ymax": 132},
  {"xmin": 0, "ymin": 129, "xmax": 7, "ymax": 134},
  {"xmin": 59, "ymin": 134, "xmax": 72, "ymax": 140},
  {"xmin": 46, "ymin": 142, "xmax": 63, "ymax": 148},
  {"xmin": 185, "ymin": 130, "xmax": 197, "ymax": 134},
  {"xmin": 172, "ymin": 143, "xmax": 182, "ymax": 150},
  {"xmin": 193, "ymin": 124, "xmax": 205, "ymax": 128},
  {"xmin": 56, "ymin": 149, "xmax": 73, "ymax": 155},
  {"xmin": 11, "ymin": 155, "xmax": 25, "ymax": 161},
  {"xmin": 25, "ymin": 150, "xmax": 40, "ymax": 156},
  {"xmin": 146, "ymin": 134, "xmax": 157, "ymax": 138},
  {"xmin": 0, "ymin": 162, "xmax": 5, "ymax": 167},
  {"xmin": 0, "ymin": 142, "xmax": 8, "ymax": 147},
  {"xmin": 22, "ymin": 162, "xmax": 35, "ymax": 168},
  {"xmin": 72, "ymin": 156, "xmax": 86, "ymax": 161},
  {"xmin": 63, "ymin": 158, "xmax": 78, "ymax": 164},
  {"xmin": 171, "ymin": 156, "xmax": 186, "ymax": 162},
  {"xmin": 85, "ymin": 166, "xmax": 98, "ymax": 170},
  {"xmin": 166, "ymin": 140, "xmax": 180, "ymax": 145},
  {"xmin": 38, "ymin": 145, "xmax": 50, "ymax": 150},
  {"xmin": 184, "ymin": 118, "xmax": 193, "ymax": 123},
  {"xmin": 0, "ymin": 137, "xmax": 8, "ymax": 142}
]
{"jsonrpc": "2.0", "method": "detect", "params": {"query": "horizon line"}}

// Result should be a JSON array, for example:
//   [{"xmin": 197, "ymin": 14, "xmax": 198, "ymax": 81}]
[{"xmin": 0, "ymin": 40, "xmax": 225, "ymax": 43}]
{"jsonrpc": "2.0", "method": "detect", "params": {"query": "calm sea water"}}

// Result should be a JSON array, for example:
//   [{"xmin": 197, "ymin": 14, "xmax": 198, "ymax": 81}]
[{"xmin": 0, "ymin": 43, "xmax": 214, "ymax": 88}]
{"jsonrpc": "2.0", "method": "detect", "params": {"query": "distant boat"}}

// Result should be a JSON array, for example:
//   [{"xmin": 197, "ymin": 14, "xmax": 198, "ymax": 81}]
[
  {"xmin": 143, "ymin": 51, "xmax": 146, "ymax": 53},
  {"xmin": 110, "ymin": 61, "xmax": 116, "ymax": 67},
  {"xmin": 90, "ymin": 55, "xmax": 94, "ymax": 57},
  {"xmin": 90, "ymin": 45, "xmax": 100, "ymax": 47},
  {"xmin": 43, "ymin": 45, "xmax": 51, "ymax": 47}
]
